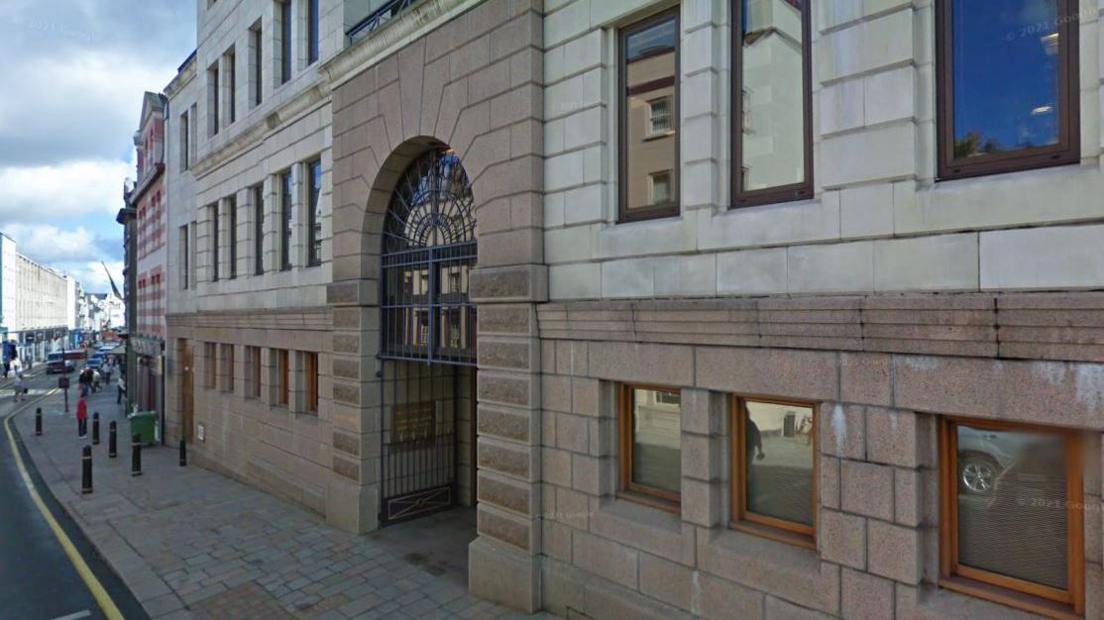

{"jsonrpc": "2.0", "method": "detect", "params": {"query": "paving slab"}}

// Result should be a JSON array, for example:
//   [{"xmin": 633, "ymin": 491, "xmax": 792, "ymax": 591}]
[{"xmin": 13, "ymin": 387, "xmax": 553, "ymax": 618}]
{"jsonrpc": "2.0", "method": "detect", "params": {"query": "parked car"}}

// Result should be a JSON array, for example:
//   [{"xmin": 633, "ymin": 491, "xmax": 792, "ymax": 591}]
[
  {"xmin": 956, "ymin": 426, "xmax": 1053, "ymax": 496},
  {"xmin": 46, "ymin": 352, "xmax": 75, "ymax": 374},
  {"xmin": 86, "ymin": 354, "xmax": 104, "ymax": 370}
]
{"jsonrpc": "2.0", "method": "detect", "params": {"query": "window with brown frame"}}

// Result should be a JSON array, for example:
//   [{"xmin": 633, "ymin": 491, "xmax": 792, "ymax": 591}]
[
  {"xmin": 939, "ymin": 417, "xmax": 1084, "ymax": 618},
  {"xmin": 204, "ymin": 342, "xmax": 217, "ymax": 389},
  {"xmin": 220, "ymin": 344, "xmax": 234, "ymax": 392},
  {"xmin": 618, "ymin": 385, "xmax": 681, "ymax": 510},
  {"xmin": 936, "ymin": 0, "xmax": 1080, "ymax": 180},
  {"xmin": 227, "ymin": 194, "xmax": 237, "ymax": 279},
  {"xmin": 731, "ymin": 397, "xmax": 816, "ymax": 547},
  {"xmin": 246, "ymin": 346, "xmax": 262, "ymax": 399},
  {"xmin": 209, "ymin": 203, "xmax": 220, "ymax": 281},
  {"xmin": 618, "ymin": 9, "xmax": 680, "ymax": 222},
  {"xmin": 276, "ymin": 349, "xmax": 290, "ymax": 406},
  {"xmin": 731, "ymin": 0, "xmax": 812, "ymax": 207},
  {"xmin": 304, "ymin": 351, "xmax": 318, "ymax": 414}
]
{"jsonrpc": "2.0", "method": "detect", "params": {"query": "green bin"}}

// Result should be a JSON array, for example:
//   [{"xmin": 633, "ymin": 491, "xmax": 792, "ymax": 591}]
[{"xmin": 127, "ymin": 411, "xmax": 159, "ymax": 446}]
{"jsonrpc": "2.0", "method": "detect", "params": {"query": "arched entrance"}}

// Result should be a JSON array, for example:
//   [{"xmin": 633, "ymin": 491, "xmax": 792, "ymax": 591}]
[{"xmin": 378, "ymin": 148, "xmax": 477, "ymax": 523}]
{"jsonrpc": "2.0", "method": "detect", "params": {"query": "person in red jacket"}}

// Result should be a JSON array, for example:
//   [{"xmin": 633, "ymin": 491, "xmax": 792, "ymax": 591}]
[{"xmin": 76, "ymin": 394, "xmax": 88, "ymax": 438}]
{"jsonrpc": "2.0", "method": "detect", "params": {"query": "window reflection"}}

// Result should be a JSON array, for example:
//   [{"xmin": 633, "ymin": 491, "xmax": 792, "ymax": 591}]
[
  {"xmin": 737, "ymin": 0, "xmax": 807, "ymax": 194},
  {"xmin": 952, "ymin": 0, "xmax": 1062, "ymax": 157},
  {"xmin": 744, "ymin": 400, "xmax": 814, "ymax": 526},
  {"xmin": 631, "ymin": 388, "xmax": 681, "ymax": 494},
  {"xmin": 955, "ymin": 424, "xmax": 1069, "ymax": 589},
  {"xmin": 622, "ymin": 12, "xmax": 679, "ymax": 219}
]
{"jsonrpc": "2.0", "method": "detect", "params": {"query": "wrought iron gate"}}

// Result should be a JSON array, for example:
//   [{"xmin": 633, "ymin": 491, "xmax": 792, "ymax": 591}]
[{"xmin": 379, "ymin": 148, "xmax": 477, "ymax": 524}]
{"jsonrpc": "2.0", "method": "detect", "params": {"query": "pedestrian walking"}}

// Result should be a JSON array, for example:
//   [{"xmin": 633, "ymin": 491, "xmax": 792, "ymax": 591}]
[
  {"xmin": 77, "ymin": 394, "xmax": 88, "ymax": 438},
  {"xmin": 103, "ymin": 360, "xmax": 112, "ymax": 385},
  {"xmin": 92, "ymin": 368, "xmax": 101, "ymax": 393},
  {"xmin": 14, "ymin": 372, "xmax": 25, "ymax": 402},
  {"xmin": 79, "ymin": 367, "xmax": 92, "ymax": 397},
  {"xmin": 116, "ymin": 375, "xmax": 126, "ymax": 405}
]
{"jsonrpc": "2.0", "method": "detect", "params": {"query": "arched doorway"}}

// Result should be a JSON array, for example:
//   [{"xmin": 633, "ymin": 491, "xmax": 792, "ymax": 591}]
[{"xmin": 378, "ymin": 148, "xmax": 477, "ymax": 524}]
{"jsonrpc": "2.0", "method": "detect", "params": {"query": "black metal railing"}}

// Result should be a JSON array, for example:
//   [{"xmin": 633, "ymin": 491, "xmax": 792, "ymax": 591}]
[{"xmin": 346, "ymin": 0, "xmax": 421, "ymax": 43}]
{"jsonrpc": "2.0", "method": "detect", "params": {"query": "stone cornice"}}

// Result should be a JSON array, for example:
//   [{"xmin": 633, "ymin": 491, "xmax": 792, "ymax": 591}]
[
  {"xmin": 322, "ymin": 0, "xmax": 481, "ymax": 90},
  {"xmin": 191, "ymin": 84, "xmax": 330, "ymax": 179},
  {"xmin": 166, "ymin": 306, "xmax": 331, "ymax": 329},
  {"xmin": 537, "ymin": 291, "xmax": 1104, "ymax": 365},
  {"xmin": 190, "ymin": 0, "xmax": 478, "ymax": 180},
  {"xmin": 164, "ymin": 53, "xmax": 196, "ymax": 99}
]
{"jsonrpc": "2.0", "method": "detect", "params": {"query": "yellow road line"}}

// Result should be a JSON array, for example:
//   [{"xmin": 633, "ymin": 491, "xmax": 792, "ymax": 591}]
[{"xmin": 3, "ymin": 389, "xmax": 125, "ymax": 620}]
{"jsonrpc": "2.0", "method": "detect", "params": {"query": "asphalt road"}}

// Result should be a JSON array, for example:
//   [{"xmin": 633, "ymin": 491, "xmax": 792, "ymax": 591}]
[{"xmin": 0, "ymin": 370, "xmax": 146, "ymax": 620}]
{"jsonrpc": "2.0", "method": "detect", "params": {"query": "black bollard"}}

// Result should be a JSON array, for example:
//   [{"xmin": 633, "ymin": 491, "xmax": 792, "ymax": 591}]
[
  {"xmin": 179, "ymin": 439, "xmax": 187, "ymax": 467},
  {"xmin": 81, "ymin": 445, "xmax": 92, "ymax": 494},
  {"xmin": 91, "ymin": 413, "xmax": 100, "ymax": 445},
  {"xmin": 34, "ymin": 408, "xmax": 41, "ymax": 436},
  {"xmin": 130, "ymin": 434, "xmax": 142, "ymax": 476},
  {"xmin": 108, "ymin": 422, "xmax": 117, "ymax": 458}
]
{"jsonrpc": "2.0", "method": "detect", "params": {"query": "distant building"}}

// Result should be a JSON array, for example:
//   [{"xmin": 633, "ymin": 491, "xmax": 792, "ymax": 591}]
[
  {"xmin": 0, "ymin": 233, "xmax": 74, "ymax": 365},
  {"xmin": 89, "ymin": 292, "xmax": 125, "ymax": 330}
]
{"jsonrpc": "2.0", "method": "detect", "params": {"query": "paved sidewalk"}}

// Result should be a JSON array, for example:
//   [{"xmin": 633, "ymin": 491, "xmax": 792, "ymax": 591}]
[{"xmin": 12, "ymin": 386, "xmax": 546, "ymax": 619}]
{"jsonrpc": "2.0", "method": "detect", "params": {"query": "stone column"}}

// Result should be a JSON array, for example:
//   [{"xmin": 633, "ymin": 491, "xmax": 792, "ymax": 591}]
[
  {"xmin": 324, "ymin": 284, "xmax": 381, "ymax": 534},
  {"xmin": 468, "ymin": 264, "xmax": 547, "ymax": 613}
]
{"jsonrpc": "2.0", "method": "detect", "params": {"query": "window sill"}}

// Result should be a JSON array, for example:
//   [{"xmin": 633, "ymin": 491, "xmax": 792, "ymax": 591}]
[
  {"xmin": 614, "ymin": 490, "xmax": 680, "ymax": 516},
  {"xmin": 698, "ymin": 526, "xmax": 835, "ymax": 612},
  {"xmin": 730, "ymin": 186, "xmax": 814, "ymax": 209},
  {"xmin": 730, "ymin": 519, "xmax": 815, "ymax": 550},
  {"xmin": 937, "ymin": 148, "xmax": 1079, "ymax": 183},
  {"xmin": 589, "ymin": 493, "xmax": 694, "ymax": 563},
  {"xmin": 938, "ymin": 577, "xmax": 1079, "ymax": 620},
  {"xmin": 643, "ymin": 130, "xmax": 675, "ymax": 142},
  {"xmin": 615, "ymin": 208, "xmax": 681, "ymax": 225},
  {"xmin": 707, "ymin": 526, "xmax": 820, "ymax": 574}
]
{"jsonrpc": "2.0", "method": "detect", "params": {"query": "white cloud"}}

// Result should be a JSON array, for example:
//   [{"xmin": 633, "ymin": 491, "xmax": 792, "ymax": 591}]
[
  {"xmin": 0, "ymin": 223, "xmax": 122, "ymax": 294},
  {"xmin": 68, "ymin": 260, "xmax": 124, "ymax": 295},
  {"xmin": 3, "ymin": 224, "xmax": 104, "ymax": 263},
  {"xmin": 0, "ymin": 1, "xmax": 193, "ymax": 296},
  {"xmin": 0, "ymin": 159, "xmax": 130, "ymax": 224},
  {"xmin": 0, "ymin": 47, "xmax": 180, "ymax": 166}
]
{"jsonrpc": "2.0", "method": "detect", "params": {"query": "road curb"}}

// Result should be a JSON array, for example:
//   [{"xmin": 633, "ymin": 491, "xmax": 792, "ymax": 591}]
[{"xmin": 6, "ymin": 393, "xmax": 150, "ymax": 620}]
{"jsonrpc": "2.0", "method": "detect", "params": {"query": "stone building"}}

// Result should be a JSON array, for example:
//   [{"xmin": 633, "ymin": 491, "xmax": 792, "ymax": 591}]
[
  {"xmin": 164, "ymin": 0, "xmax": 353, "ymax": 523},
  {"xmin": 164, "ymin": 0, "xmax": 1104, "ymax": 618},
  {"xmin": 164, "ymin": 50, "xmax": 199, "ymax": 445}
]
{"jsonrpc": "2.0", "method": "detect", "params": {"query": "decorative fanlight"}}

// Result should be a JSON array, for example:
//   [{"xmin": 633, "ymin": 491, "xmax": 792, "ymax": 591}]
[{"xmin": 382, "ymin": 149, "xmax": 475, "ymax": 254}]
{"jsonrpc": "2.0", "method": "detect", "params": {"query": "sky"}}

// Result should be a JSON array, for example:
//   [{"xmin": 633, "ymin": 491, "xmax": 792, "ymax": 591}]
[
  {"xmin": 0, "ymin": 1, "xmax": 196, "ymax": 294},
  {"xmin": 952, "ymin": 0, "xmax": 1060, "ymax": 150}
]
